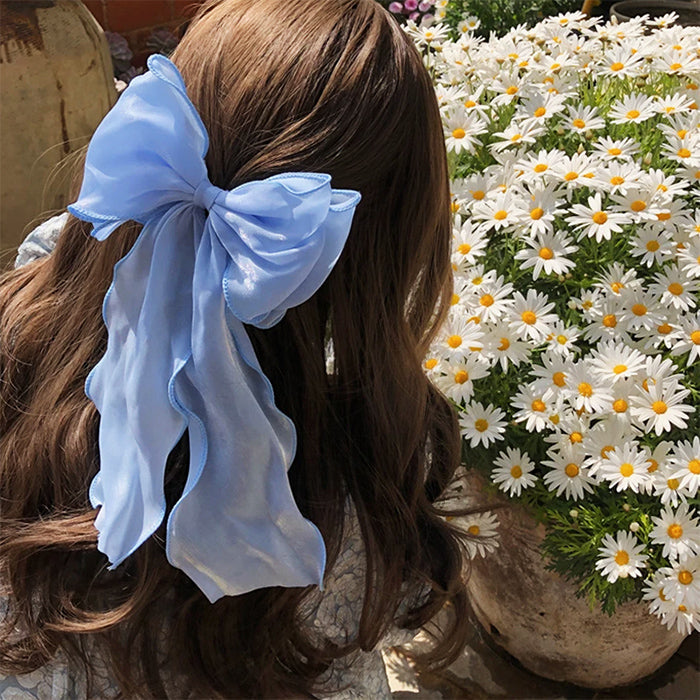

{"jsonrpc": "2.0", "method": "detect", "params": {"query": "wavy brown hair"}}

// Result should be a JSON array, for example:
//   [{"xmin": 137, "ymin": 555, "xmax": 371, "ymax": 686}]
[{"xmin": 0, "ymin": 0, "xmax": 470, "ymax": 696}]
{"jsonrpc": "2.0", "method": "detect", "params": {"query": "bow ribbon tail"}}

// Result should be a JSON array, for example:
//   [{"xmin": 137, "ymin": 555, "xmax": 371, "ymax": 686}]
[
  {"xmin": 88, "ymin": 207, "xmax": 200, "ymax": 566},
  {"xmin": 165, "ymin": 223, "xmax": 327, "ymax": 602}
]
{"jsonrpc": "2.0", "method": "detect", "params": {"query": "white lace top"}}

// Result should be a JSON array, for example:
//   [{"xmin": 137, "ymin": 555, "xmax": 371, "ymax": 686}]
[{"xmin": 0, "ymin": 215, "xmax": 419, "ymax": 699}]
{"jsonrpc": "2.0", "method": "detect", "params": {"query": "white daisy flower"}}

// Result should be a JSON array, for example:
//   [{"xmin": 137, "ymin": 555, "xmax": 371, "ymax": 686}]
[
  {"xmin": 676, "ymin": 236, "xmax": 700, "ymax": 278},
  {"xmin": 653, "ymin": 464, "xmax": 691, "ymax": 508},
  {"xmin": 649, "ymin": 264, "xmax": 698, "ymax": 312},
  {"xmin": 490, "ymin": 122, "xmax": 545, "ymax": 154},
  {"xmin": 656, "ymin": 93, "xmax": 695, "ymax": 117},
  {"xmin": 596, "ymin": 161, "xmax": 642, "ymax": 195},
  {"xmin": 507, "ymin": 289, "xmax": 559, "ymax": 343},
  {"xmin": 650, "ymin": 504, "xmax": 700, "ymax": 562},
  {"xmin": 618, "ymin": 288, "xmax": 664, "ymax": 332},
  {"xmin": 582, "ymin": 296, "xmax": 631, "ymax": 345},
  {"xmin": 564, "ymin": 361, "xmax": 615, "ymax": 414},
  {"xmin": 565, "ymin": 104, "xmax": 605, "ymax": 133},
  {"xmin": 451, "ymin": 219, "xmax": 488, "ymax": 266},
  {"xmin": 584, "ymin": 418, "xmax": 638, "ymax": 475},
  {"xmin": 468, "ymin": 277, "xmax": 515, "ymax": 324},
  {"xmin": 595, "ymin": 261, "xmax": 641, "ymax": 297},
  {"xmin": 629, "ymin": 226, "xmax": 675, "ymax": 267},
  {"xmin": 587, "ymin": 339, "xmax": 647, "ymax": 384},
  {"xmin": 542, "ymin": 445, "xmax": 596, "ymax": 500},
  {"xmin": 517, "ymin": 184, "xmax": 566, "ymax": 237},
  {"xmin": 444, "ymin": 110, "xmax": 488, "ymax": 154},
  {"xmin": 472, "ymin": 191, "xmax": 525, "ymax": 232},
  {"xmin": 551, "ymin": 152, "xmax": 597, "ymax": 190},
  {"xmin": 514, "ymin": 231, "xmax": 578, "ymax": 280},
  {"xmin": 481, "ymin": 325, "xmax": 531, "ymax": 372},
  {"xmin": 514, "ymin": 149, "xmax": 563, "ymax": 184},
  {"xmin": 511, "ymin": 383, "xmax": 556, "ymax": 432},
  {"xmin": 608, "ymin": 94, "xmax": 657, "ymax": 125},
  {"xmin": 545, "ymin": 322, "xmax": 581, "ymax": 358},
  {"xmin": 595, "ymin": 531, "xmax": 648, "ymax": 583},
  {"xmin": 448, "ymin": 510, "xmax": 500, "ymax": 559},
  {"xmin": 601, "ymin": 46, "xmax": 645, "ymax": 77},
  {"xmin": 610, "ymin": 188, "xmax": 660, "ymax": 223},
  {"xmin": 531, "ymin": 352, "xmax": 571, "ymax": 399},
  {"xmin": 629, "ymin": 378, "xmax": 694, "ymax": 435},
  {"xmin": 657, "ymin": 557, "xmax": 700, "ymax": 609},
  {"xmin": 567, "ymin": 192, "xmax": 631, "ymax": 243},
  {"xmin": 670, "ymin": 437, "xmax": 700, "ymax": 498},
  {"xmin": 437, "ymin": 314, "xmax": 484, "ymax": 361},
  {"xmin": 598, "ymin": 441, "xmax": 652, "ymax": 493},
  {"xmin": 669, "ymin": 311, "xmax": 700, "ymax": 363},
  {"xmin": 491, "ymin": 447, "xmax": 537, "ymax": 497},
  {"xmin": 543, "ymin": 414, "xmax": 591, "ymax": 452},
  {"xmin": 593, "ymin": 136, "xmax": 640, "ymax": 162},
  {"xmin": 435, "ymin": 357, "xmax": 490, "ymax": 405},
  {"xmin": 459, "ymin": 401, "xmax": 507, "ymax": 448}
]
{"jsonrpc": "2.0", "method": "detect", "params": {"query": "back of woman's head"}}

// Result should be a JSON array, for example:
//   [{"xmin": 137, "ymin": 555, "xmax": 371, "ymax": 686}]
[{"xmin": 0, "ymin": 1, "xmax": 468, "ymax": 696}]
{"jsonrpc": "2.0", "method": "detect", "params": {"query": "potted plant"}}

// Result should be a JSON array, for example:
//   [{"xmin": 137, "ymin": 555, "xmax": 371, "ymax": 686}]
[{"xmin": 406, "ymin": 8, "xmax": 700, "ymax": 688}]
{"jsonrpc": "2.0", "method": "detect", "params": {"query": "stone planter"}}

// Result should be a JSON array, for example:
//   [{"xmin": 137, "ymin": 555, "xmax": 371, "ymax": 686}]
[
  {"xmin": 611, "ymin": 0, "xmax": 700, "ymax": 26},
  {"xmin": 464, "ymin": 479, "xmax": 687, "ymax": 689}
]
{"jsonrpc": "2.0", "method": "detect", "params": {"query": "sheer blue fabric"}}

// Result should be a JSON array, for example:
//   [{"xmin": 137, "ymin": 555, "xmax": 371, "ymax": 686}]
[{"xmin": 67, "ymin": 54, "xmax": 361, "ymax": 602}]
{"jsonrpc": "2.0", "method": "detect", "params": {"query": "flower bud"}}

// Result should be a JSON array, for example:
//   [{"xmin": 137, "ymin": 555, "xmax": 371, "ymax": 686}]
[
  {"xmin": 569, "ymin": 509, "xmax": 579, "ymax": 519},
  {"xmin": 630, "ymin": 522, "xmax": 640, "ymax": 532},
  {"xmin": 622, "ymin": 503, "xmax": 631, "ymax": 512}
]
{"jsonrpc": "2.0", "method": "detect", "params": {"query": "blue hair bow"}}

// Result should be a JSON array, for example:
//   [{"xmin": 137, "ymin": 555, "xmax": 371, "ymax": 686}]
[{"xmin": 68, "ymin": 54, "xmax": 360, "ymax": 602}]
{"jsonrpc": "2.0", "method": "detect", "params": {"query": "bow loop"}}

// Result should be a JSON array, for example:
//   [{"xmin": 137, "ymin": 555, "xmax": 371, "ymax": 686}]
[{"xmin": 67, "ymin": 55, "xmax": 361, "ymax": 602}]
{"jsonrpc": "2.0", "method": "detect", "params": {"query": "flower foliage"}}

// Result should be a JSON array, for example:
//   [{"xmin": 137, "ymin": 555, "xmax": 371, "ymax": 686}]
[{"xmin": 407, "ymin": 11, "xmax": 700, "ymax": 634}]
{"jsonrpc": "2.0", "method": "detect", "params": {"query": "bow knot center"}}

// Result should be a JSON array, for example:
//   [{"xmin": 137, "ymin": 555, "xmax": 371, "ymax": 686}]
[{"xmin": 193, "ymin": 179, "xmax": 222, "ymax": 212}]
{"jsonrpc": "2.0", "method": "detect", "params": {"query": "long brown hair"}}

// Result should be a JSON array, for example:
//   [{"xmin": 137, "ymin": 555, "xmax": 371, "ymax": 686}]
[{"xmin": 0, "ymin": 0, "xmax": 469, "ymax": 696}]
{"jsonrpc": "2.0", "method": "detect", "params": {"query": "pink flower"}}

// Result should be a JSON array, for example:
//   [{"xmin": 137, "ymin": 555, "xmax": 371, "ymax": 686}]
[
  {"xmin": 388, "ymin": 1, "xmax": 403, "ymax": 12},
  {"xmin": 419, "ymin": 0, "xmax": 434, "ymax": 11},
  {"xmin": 404, "ymin": 0, "xmax": 419, "ymax": 11}
]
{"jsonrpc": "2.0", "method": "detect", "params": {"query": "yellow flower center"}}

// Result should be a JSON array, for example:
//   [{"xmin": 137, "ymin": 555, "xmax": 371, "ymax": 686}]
[
  {"xmin": 601, "ymin": 445, "xmax": 615, "ymax": 458},
  {"xmin": 632, "ymin": 303, "xmax": 647, "ymax": 316},
  {"xmin": 565, "ymin": 463, "xmax": 579, "ymax": 477},
  {"xmin": 534, "ymin": 164, "xmax": 548, "ymax": 174},
  {"xmin": 565, "ymin": 171, "xmax": 579, "ymax": 181},
  {"xmin": 472, "ymin": 190, "xmax": 485, "ymax": 200},
  {"xmin": 510, "ymin": 133, "xmax": 522, "ymax": 142},
  {"xmin": 494, "ymin": 210, "xmax": 508, "ymax": 220},
  {"xmin": 689, "ymin": 459, "xmax": 700, "ymax": 474},
  {"xmin": 467, "ymin": 524, "xmax": 480, "ymax": 535},
  {"xmin": 531, "ymin": 399, "xmax": 546, "ymax": 412},
  {"xmin": 451, "ymin": 201, "xmax": 460, "ymax": 213},
  {"xmin": 578, "ymin": 382, "xmax": 593, "ymax": 397},
  {"xmin": 452, "ymin": 128, "xmax": 466, "ymax": 139},
  {"xmin": 615, "ymin": 550, "xmax": 630, "ymax": 566},
  {"xmin": 646, "ymin": 240, "xmax": 660, "ymax": 252},
  {"xmin": 626, "ymin": 109, "xmax": 640, "ymax": 119},
  {"xmin": 620, "ymin": 462, "xmax": 634, "ymax": 477},
  {"xmin": 652, "ymin": 400, "xmax": 668, "ymax": 414},
  {"xmin": 537, "ymin": 245, "xmax": 555, "ymax": 259},
  {"xmin": 506, "ymin": 86, "xmax": 518, "ymax": 95},
  {"xmin": 557, "ymin": 334, "xmax": 568, "ymax": 345},
  {"xmin": 521, "ymin": 311, "xmax": 537, "ymax": 325},
  {"xmin": 670, "ymin": 62, "xmax": 683, "ymax": 71},
  {"xmin": 610, "ymin": 176, "xmax": 625, "ymax": 186},
  {"xmin": 424, "ymin": 358, "xmax": 438, "ymax": 370},
  {"xmin": 480, "ymin": 293, "xmax": 494, "ymax": 307},
  {"xmin": 613, "ymin": 364, "xmax": 628, "ymax": 374},
  {"xmin": 678, "ymin": 570, "xmax": 693, "ymax": 585},
  {"xmin": 474, "ymin": 418, "xmax": 489, "ymax": 432},
  {"xmin": 534, "ymin": 107, "xmax": 547, "ymax": 117},
  {"xmin": 549, "ymin": 414, "xmax": 560, "ymax": 425},
  {"xmin": 691, "ymin": 330, "xmax": 700, "ymax": 344},
  {"xmin": 613, "ymin": 398, "xmax": 628, "ymax": 413},
  {"xmin": 657, "ymin": 212, "xmax": 672, "ymax": 221},
  {"xmin": 677, "ymin": 148, "xmax": 691, "ymax": 158},
  {"xmin": 572, "ymin": 118, "xmax": 586, "ymax": 128},
  {"xmin": 552, "ymin": 371, "xmax": 566, "ymax": 387},
  {"xmin": 611, "ymin": 282, "xmax": 624, "ymax": 293},
  {"xmin": 454, "ymin": 370, "xmax": 469, "ymax": 384},
  {"xmin": 608, "ymin": 147, "xmax": 622, "ymax": 156},
  {"xmin": 510, "ymin": 465, "xmax": 523, "ymax": 478},
  {"xmin": 668, "ymin": 524, "xmax": 684, "ymax": 539},
  {"xmin": 679, "ymin": 605, "xmax": 688, "ymax": 612},
  {"xmin": 668, "ymin": 282, "xmax": 684, "ymax": 295},
  {"xmin": 631, "ymin": 200, "xmax": 646, "ymax": 212},
  {"xmin": 678, "ymin": 129, "xmax": 688, "ymax": 138},
  {"xmin": 447, "ymin": 335, "xmax": 462, "ymax": 348},
  {"xmin": 531, "ymin": 208, "xmax": 545, "ymax": 221},
  {"xmin": 458, "ymin": 243, "xmax": 471, "ymax": 255},
  {"xmin": 592, "ymin": 211, "xmax": 608, "ymax": 224},
  {"xmin": 603, "ymin": 314, "xmax": 617, "ymax": 328},
  {"xmin": 610, "ymin": 61, "xmax": 624, "ymax": 71},
  {"xmin": 451, "ymin": 293, "xmax": 460, "ymax": 305},
  {"xmin": 498, "ymin": 337, "xmax": 510, "ymax": 351},
  {"xmin": 570, "ymin": 431, "xmax": 583, "ymax": 444},
  {"xmin": 668, "ymin": 478, "xmax": 680, "ymax": 490},
  {"xmin": 647, "ymin": 458, "xmax": 659, "ymax": 473}
]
